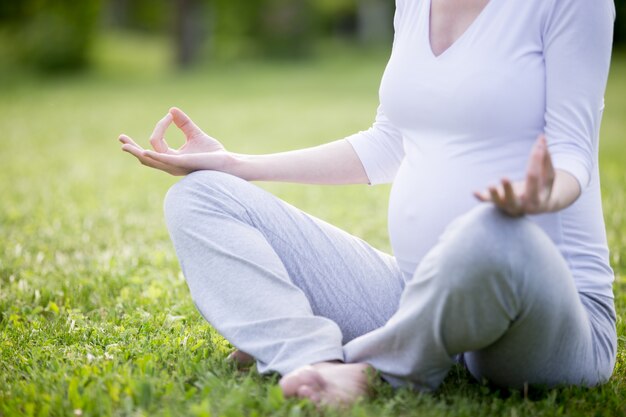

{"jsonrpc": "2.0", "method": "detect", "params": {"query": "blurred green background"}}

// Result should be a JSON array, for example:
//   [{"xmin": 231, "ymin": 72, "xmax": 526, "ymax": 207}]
[
  {"xmin": 1, "ymin": 1, "xmax": 626, "ymax": 416},
  {"xmin": 1, "ymin": 0, "xmax": 622, "ymax": 74},
  {"xmin": 0, "ymin": 0, "xmax": 399, "ymax": 73}
]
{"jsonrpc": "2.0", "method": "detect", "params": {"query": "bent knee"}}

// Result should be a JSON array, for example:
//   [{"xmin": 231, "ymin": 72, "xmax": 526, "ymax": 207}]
[
  {"xmin": 428, "ymin": 205, "xmax": 556, "ymax": 290},
  {"xmin": 443, "ymin": 205, "xmax": 553, "ymax": 261},
  {"xmin": 163, "ymin": 170, "xmax": 253, "ymax": 230},
  {"xmin": 163, "ymin": 171, "xmax": 207, "ymax": 228},
  {"xmin": 447, "ymin": 205, "xmax": 533, "ymax": 245}
]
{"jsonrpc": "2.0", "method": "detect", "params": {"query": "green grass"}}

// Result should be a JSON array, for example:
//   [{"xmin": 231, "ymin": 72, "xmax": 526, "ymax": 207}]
[{"xmin": 1, "ymin": 35, "xmax": 625, "ymax": 416}]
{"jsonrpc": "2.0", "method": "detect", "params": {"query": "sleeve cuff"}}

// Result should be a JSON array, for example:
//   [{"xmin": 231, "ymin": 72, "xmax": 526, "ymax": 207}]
[
  {"xmin": 346, "ymin": 133, "xmax": 388, "ymax": 185},
  {"xmin": 551, "ymin": 154, "xmax": 591, "ymax": 191}
]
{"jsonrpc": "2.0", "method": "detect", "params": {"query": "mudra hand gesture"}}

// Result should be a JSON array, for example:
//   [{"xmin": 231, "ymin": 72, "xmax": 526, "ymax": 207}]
[
  {"xmin": 119, "ymin": 107, "xmax": 230, "ymax": 176},
  {"xmin": 474, "ymin": 134, "xmax": 578, "ymax": 217}
]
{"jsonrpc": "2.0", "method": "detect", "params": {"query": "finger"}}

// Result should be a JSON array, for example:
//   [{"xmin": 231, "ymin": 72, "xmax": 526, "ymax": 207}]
[
  {"xmin": 150, "ymin": 113, "xmax": 173, "ymax": 153},
  {"xmin": 502, "ymin": 178, "xmax": 522, "ymax": 215},
  {"xmin": 489, "ymin": 186, "xmax": 505, "ymax": 207},
  {"xmin": 144, "ymin": 149, "xmax": 209, "ymax": 171},
  {"xmin": 122, "ymin": 143, "xmax": 144, "ymax": 157},
  {"xmin": 169, "ymin": 107, "xmax": 204, "ymax": 139},
  {"xmin": 473, "ymin": 190, "xmax": 490, "ymax": 202},
  {"xmin": 501, "ymin": 178, "xmax": 517, "ymax": 206},
  {"xmin": 119, "ymin": 134, "xmax": 142, "ymax": 149},
  {"xmin": 122, "ymin": 144, "xmax": 172, "ymax": 171},
  {"xmin": 143, "ymin": 150, "xmax": 196, "ymax": 169}
]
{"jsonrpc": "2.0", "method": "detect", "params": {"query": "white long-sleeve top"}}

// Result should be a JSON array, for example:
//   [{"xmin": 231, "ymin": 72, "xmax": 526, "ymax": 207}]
[{"xmin": 346, "ymin": 0, "xmax": 616, "ymax": 297}]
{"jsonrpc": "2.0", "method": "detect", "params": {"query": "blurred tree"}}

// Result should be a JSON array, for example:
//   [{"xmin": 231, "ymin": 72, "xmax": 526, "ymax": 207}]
[
  {"xmin": 211, "ymin": 0, "xmax": 262, "ymax": 59},
  {"xmin": 212, "ymin": 0, "xmax": 312, "ymax": 60},
  {"xmin": 312, "ymin": 0, "xmax": 393, "ymax": 44},
  {"xmin": 107, "ymin": 0, "xmax": 130, "ymax": 26},
  {"xmin": 175, "ymin": 0, "xmax": 206, "ymax": 67},
  {"xmin": 259, "ymin": 0, "xmax": 312, "ymax": 58},
  {"xmin": 312, "ymin": 0, "xmax": 358, "ymax": 38},
  {"xmin": 106, "ymin": 0, "xmax": 171, "ymax": 32},
  {"xmin": 0, "ymin": 0, "xmax": 102, "ymax": 72},
  {"xmin": 356, "ymin": 0, "xmax": 392, "ymax": 43},
  {"xmin": 104, "ymin": 0, "xmax": 209, "ymax": 68}
]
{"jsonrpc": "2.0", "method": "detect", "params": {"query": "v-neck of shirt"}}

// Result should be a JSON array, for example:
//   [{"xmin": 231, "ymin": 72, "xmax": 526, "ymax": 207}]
[{"xmin": 424, "ymin": 0, "xmax": 496, "ymax": 60}]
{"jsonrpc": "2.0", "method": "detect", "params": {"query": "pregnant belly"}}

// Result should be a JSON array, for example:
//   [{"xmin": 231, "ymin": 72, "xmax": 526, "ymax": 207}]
[{"xmin": 388, "ymin": 159, "xmax": 486, "ymax": 277}]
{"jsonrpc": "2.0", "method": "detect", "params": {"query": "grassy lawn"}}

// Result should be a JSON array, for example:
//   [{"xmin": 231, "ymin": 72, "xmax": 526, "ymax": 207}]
[{"xmin": 1, "ymin": 35, "xmax": 625, "ymax": 416}]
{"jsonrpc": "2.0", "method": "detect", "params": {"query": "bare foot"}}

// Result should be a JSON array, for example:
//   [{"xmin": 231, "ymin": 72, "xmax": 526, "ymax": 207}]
[
  {"xmin": 279, "ymin": 361, "xmax": 373, "ymax": 406},
  {"xmin": 226, "ymin": 349, "xmax": 255, "ymax": 369}
]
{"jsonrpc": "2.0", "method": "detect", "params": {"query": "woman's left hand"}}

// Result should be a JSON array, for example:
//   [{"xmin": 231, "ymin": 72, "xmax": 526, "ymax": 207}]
[{"xmin": 474, "ymin": 134, "xmax": 556, "ymax": 217}]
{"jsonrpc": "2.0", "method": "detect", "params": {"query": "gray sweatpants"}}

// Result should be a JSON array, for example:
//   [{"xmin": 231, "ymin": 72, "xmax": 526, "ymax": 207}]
[{"xmin": 164, "ymin": 170, "xmax": 617, "ymax": 391}]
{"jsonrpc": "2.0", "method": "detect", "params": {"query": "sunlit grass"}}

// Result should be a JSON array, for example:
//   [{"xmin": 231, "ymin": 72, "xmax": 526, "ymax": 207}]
[{"xmin": 0, "ymin": 35, "xmax": 625, "ymax": 416}]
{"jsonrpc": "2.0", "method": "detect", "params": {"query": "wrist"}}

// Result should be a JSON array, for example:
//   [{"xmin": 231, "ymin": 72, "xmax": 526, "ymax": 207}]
[{"xmin": 225, "ymin": 153, "xmax": 259, "ymax": 181}]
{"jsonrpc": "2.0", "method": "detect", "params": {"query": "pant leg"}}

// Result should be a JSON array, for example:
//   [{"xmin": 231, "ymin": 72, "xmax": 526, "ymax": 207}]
[
  {"xmin": 343, "ymin": 204, "xmax": 617, "ymax": 390},
  {"xmin": 164, "ymin": 170, "xmax": 405, "ymax": 375}
]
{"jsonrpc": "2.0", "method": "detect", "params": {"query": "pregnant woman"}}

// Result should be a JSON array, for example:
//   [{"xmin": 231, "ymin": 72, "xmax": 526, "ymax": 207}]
[{"xmin": 119, "ymin": 0, "xmax": 617, "ymax": 406}]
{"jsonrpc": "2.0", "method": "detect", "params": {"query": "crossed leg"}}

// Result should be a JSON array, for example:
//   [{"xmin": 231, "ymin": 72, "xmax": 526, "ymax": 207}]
[
  {"xmin": 164, "ymin": 170, "xmax": 405, "ymax": 375},
  {"xmin": 281, "ymin": 205, "xmax": 617, "ymax": 404}
]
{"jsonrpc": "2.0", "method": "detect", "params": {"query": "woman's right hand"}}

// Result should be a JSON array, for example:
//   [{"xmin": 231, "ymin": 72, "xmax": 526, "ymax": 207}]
[
  {"xmin": 120, "ymin": 106, "xmax": 370, "ymax": 184},
  {"xmin": 119, "ymin": 107, "xmax": 233, "ymax": 176}
]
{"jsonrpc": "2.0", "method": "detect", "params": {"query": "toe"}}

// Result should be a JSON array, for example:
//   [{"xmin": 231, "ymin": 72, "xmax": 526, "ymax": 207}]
[
  {"xmin": 280, "ymin": 366, "xmax": 324, "ymax": 397},
  {"xmin": 297, "ymin": 385, "xmax": 321, "ymax": 403},
  {"xmin": 279, "ymin": 369, "xmax": 304, "ymax": 397}
]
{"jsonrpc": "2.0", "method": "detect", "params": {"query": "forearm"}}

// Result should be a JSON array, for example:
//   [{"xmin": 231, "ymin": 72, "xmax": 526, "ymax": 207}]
[
  {"xmin": 226, "ymin": 139, "xmax": 370, "ymax": 185},
  {"xmin": 546, "ymin": 169, "xmax": 581, "ymax": 212}
]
